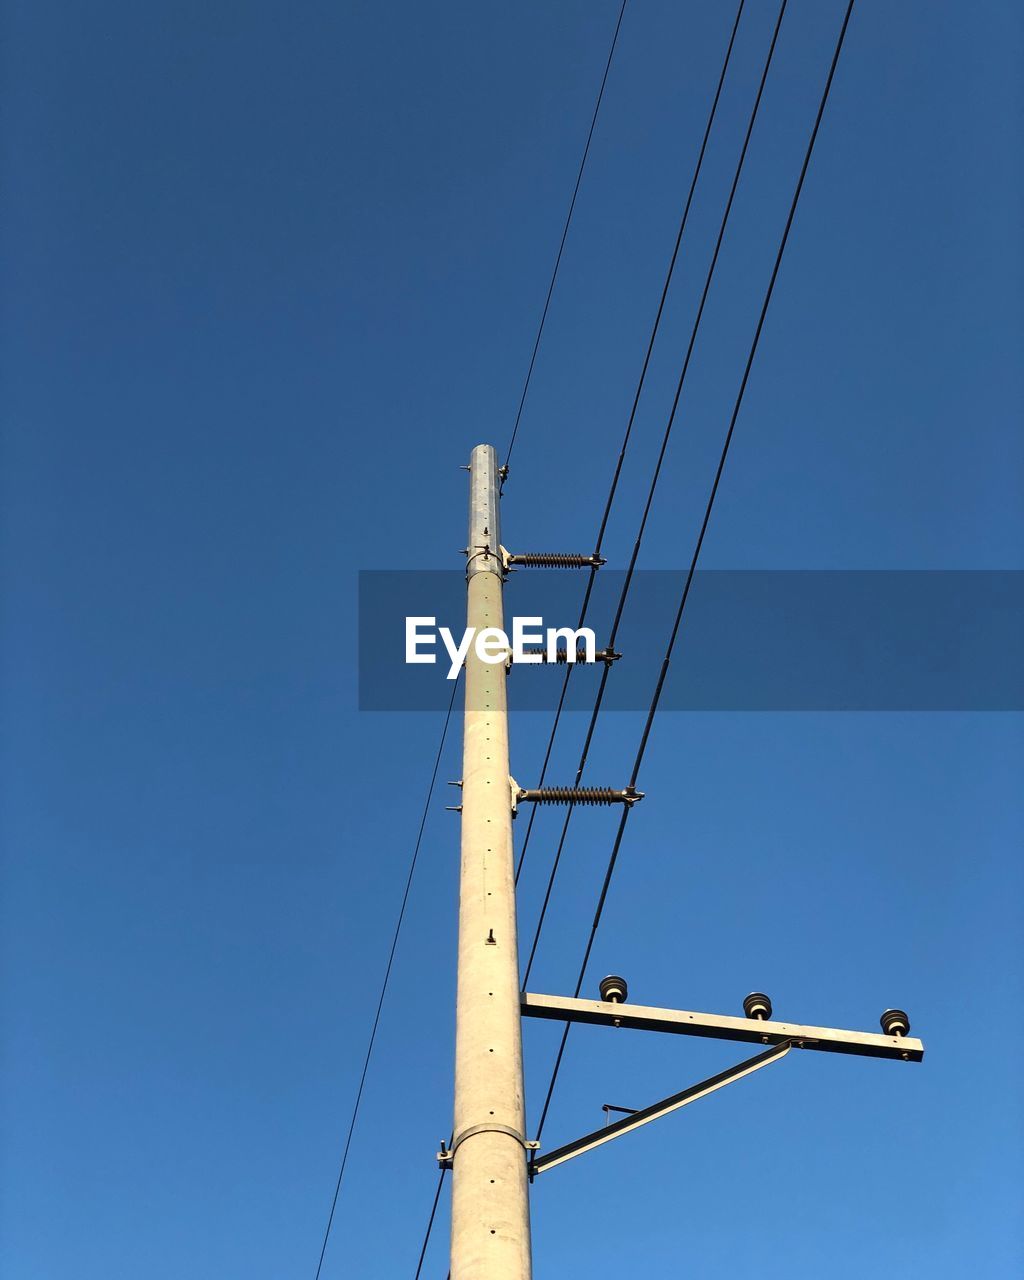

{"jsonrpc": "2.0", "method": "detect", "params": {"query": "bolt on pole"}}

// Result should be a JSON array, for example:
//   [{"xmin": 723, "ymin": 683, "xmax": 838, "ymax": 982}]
[{"xmin": 450, "ymin": 444, "xmax": 532, "ymax": 1279}]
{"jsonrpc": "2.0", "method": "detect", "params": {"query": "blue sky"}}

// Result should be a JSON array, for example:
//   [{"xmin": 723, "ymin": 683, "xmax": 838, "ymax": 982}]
[{"xmin": 2, "ymin": 2, "xmax": 1022, "ymax": 1277}]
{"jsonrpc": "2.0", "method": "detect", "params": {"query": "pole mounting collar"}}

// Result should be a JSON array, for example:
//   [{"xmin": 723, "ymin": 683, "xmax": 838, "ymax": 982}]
[{"xmin": 438, "ymin": 1123, "xmax": 540, "ymax": 1169}]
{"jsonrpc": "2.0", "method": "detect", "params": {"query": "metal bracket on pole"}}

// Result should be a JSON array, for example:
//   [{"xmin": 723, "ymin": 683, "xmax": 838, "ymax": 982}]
[
  {"xmin": 601, "ymin": 1104, "xmax": 637, "ymax": 1125},
  {"xmin": 445, "ymin": 779, "xmax": 464, "ymax": 814},
  {"xmin": 439, "ymin": 1124, "xmax": 540, "ymax": 1170},
  {"xmin": 529, "ymin": 1041, "xmax": 792, "ymax": 1179}
]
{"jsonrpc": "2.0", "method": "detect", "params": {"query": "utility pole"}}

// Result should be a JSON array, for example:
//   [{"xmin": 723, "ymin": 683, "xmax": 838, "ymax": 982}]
[
  {"xmin": 449, "ymin": 444, "xmax": 532, "ymax": 1280},
  {"xmin": 440, "ymin": 443, "xmax": 922, "ymax": 1278}
]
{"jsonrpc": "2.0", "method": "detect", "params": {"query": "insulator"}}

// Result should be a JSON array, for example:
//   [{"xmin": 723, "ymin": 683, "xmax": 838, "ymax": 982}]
[
  {"xmin": 516, "ymin": 646, "xmax": 620, "ymax": 665},
  {"xmin": 506, "ymin": 552, "xmax": 605, "ymax": 569},
  {"xmin": 520, "ymin": 648, "xmax": 593, "ymax": 664},
  {"xmin": 516, "ymin": 786, "xmax": 643, "ymax": 807},
  {"xmin": 880, "ymin": 1008, "xmax": 910, "ymax": 1037},
  {"xmin": 599, "ymin": 975, "xmax": 629, "ymax": 1004},
  {"xmin": 743, "ymin": 992, "xmax": 773, "ymax": 1021}
]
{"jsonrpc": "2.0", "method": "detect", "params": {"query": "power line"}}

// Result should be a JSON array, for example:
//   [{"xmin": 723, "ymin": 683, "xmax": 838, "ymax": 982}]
[
  {"xmin": 412, "ymin": 1167, "xmax": 448, "ymax": 1280},
  {"xmin": 521, "ymin": 0, "xmax": 785, "ymax": 989},
  {"xmin": 636, "ymin": 0, "xmax": 856, "ymax": 773},
  {"xmin": 533, "ymin": 0, "xmax": 857, "ymax": 1144},
  {"xmin": 312, "ymin": 677, "xmax": 460, "ymax": 1280},
  {"xmin": 503, "ymin": 0, "xmax": 627, "ymax": 480},
  {"xmin": 513, "ymin": 0, "xmax": 747, "ymax": 894}
]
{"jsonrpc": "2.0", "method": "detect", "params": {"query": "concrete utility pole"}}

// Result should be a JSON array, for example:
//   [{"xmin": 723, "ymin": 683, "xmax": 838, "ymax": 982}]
[
  {"xmin": 449, "ymin": 444, "xmax": 532, "ymax": 1280},
  {"xmin": 440, "ymin": 445, "xmax": 922, "ymax": 1278}
]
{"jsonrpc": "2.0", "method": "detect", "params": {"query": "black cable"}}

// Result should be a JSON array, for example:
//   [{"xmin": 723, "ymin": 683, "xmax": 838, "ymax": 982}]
[
  {"xmin": 533, "ymin": 0, "xmax": 857, "ymax": 1143},
  {"xmin": 633, "ymin": 0, "xmax": 857, "ymax": 787},
  {"xmin": 513, "ymin": 0, "xmax": 747, "ymax": 895},
  {"xmin": 522, "ymin": 0, "xmax": 785, "ymax": 988},
  {"xmin": 503, "ymin": 0, "xmax": 627, "ymax": 480},
  {"xmin": 412, "ymin": 1167, "xmax": 448, "ymax": 1280},
  {"xmin": 312, "ymin": 676, "xmax": 460, "ymax": 1280}
]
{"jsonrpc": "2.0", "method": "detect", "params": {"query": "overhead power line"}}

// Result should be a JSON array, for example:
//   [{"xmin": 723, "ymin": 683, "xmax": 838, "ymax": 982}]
[
  {"xmin": 312, "ymin": 678, "xmax": 460, "ymax": 1280},
  {"xmin": 533, "ymin": 0, "xmax": 858, "ymax": 1145},
  {"xmin": 503, "ymin": 0, "xmax": 628, "ymax": 479},
  {"xmin": 522, "ymin": 0, "xmax": 786, "ymax": 990},
  {"xmin": 413, "ymin": 1167, "xmax": 448, "ymax": 1280},
  {"xmin": 512, "ymin": 0, "xmax": 747, "ymax": 893}
]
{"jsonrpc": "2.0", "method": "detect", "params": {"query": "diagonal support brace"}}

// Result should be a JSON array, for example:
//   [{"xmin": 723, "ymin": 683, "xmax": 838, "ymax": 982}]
[{"xmin": 529, "ymin": 1041, "xmax": 792, "ymax": 1177}]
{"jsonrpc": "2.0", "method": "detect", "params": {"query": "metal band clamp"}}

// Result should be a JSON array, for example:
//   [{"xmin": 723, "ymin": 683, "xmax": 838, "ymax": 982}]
[{"xmin": 437, "ymin": 1123, "xmax": 540, "ymax": 1169}]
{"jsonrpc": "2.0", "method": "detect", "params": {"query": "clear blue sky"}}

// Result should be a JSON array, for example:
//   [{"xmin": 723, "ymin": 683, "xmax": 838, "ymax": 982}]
[{"xmin": 2, "ymin": 2, "xmax": 1022, "ymax": 1277}]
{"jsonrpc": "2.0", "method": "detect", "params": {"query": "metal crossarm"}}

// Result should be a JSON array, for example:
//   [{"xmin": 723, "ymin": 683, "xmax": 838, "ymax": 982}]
[
  {"xmin": 530, "ymin": 1041, "xmax": 792, "ymax": 1177},
  {"xmin": 520, "ymin": 992, "xmax": 924, "ymax": 1063}
]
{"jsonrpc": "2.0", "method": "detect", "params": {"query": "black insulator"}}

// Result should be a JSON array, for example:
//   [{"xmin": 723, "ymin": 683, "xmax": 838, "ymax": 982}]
[
  {"xmin": 516, "ymin": 647, "xmax": 619, "ymax": 665},
  {"xmin": 599, "ymin": 975, "xmax": 629, "ymax": 1004},
  {"xmin": 516, "ymin": 786, "xmax": 643, "ymax": 807},
  {"xmin": 880, "ymin": 1008, "xmax": 910, "ymax": 1037},
  {"xmin": 517, "ymin": 647, "xmax": 581, "ymax": 664},
  {"xmin": 743, "ymin": 992, "xmax": 773, "ymax": 1021},
  {"xmin": 507, "ymin": 552, "xmax": 605, "ymax": 569}
]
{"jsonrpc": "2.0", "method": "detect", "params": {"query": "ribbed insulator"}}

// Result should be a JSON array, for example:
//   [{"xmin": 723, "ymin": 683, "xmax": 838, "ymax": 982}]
[
  {"xmin": 518, "ymin": 647, "xmax": 591, "ymax": 664},
  {"xmin": 508, "ymin": 552, "xmax": 603, "ymax": 568},
  {"xmin": 515, "ymin": 646, "xmax": 620, "ymax": 666},
  {"xmin": 517, "ymin": 786, "xmax": 642, "ymax": 806}
]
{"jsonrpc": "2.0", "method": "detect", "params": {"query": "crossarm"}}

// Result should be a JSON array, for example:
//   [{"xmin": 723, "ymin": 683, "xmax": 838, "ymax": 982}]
[{"xmin": 521, "ymin": 992, "xmax": 924, "ymax": 1062}]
